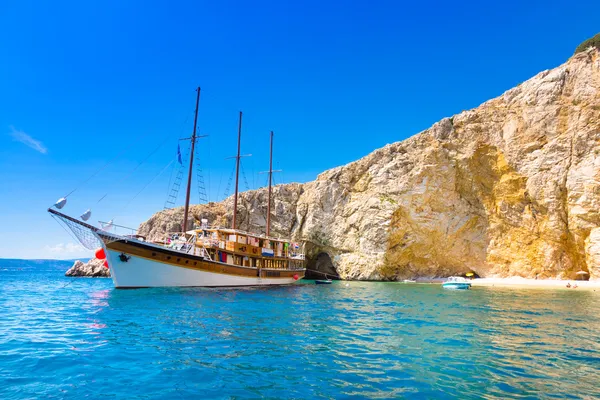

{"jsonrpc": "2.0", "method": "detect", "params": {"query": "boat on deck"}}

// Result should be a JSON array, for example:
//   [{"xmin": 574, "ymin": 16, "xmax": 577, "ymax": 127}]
[
  {"xmin": 442, "ymin": 276, "xmax": 472, "ymax": 290},
  {"xmin": 48, "ymin": 87, "xmax": 306, "ymax": 288}
]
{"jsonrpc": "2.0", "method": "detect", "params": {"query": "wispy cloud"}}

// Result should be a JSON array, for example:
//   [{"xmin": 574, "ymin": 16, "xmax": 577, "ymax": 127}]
[
  {"xmin": 44, "ymin": 242, "xmax": 85, "ymax": 254},
  {"xmin": 9, "ymin": 126, "xmax": 47, "ymax": 154}
]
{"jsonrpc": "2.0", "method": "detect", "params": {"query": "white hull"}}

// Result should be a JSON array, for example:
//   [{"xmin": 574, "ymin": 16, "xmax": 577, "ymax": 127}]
[{"xmin": 106, "ymin": 249, "xmax": 299, "ymax": 288}]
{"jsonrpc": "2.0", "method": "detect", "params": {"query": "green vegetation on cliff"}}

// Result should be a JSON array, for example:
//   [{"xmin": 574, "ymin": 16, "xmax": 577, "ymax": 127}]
[{"xmin": 574, "ymin": 33, "xmax": 600, "ymax": 54}]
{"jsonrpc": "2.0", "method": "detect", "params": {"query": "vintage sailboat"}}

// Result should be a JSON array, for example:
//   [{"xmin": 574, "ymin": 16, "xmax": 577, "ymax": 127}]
[{"xmin": 48, "ymin": 87, "xmax": 306, "ymax": 288}]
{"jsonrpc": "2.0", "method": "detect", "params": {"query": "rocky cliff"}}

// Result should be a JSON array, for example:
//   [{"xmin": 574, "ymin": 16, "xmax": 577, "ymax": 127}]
[{"xmin": 139, "ymin": 46, "xmax": 600, "ymax": 281}]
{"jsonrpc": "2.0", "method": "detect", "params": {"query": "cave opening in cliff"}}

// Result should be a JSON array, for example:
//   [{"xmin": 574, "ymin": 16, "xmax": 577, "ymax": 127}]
[{"xmin": 305, "ymin": 252, "xmax": 339, "ymax": 280}]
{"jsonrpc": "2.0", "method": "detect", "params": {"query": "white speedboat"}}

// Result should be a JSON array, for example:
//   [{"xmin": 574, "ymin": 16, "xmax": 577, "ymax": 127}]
[{"xmin": 442, "ymin": 276, "xmax": 471, "ymax": 290}]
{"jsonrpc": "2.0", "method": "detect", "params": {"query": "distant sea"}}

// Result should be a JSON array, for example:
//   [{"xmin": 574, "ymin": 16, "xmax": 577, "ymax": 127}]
[{"xmin": 1, "ymin": 259, "xmax": 599, "ymax": 399}]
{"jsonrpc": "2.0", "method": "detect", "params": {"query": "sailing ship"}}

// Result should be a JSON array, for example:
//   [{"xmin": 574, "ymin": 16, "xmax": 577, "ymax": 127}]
[{"xmin": 48, "ymin": 87, "xmax": 306, "ymax": 288}]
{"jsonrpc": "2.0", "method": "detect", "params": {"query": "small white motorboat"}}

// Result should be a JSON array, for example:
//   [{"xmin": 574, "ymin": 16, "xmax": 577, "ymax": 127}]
[{"xmin": 442, "ymin": 276, "xmax": 471, "ymax": 290}]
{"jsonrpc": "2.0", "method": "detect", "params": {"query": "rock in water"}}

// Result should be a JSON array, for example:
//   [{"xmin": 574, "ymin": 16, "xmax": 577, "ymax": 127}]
[
  {"xmin": 66, "ymin": 259, "xmax": 110, "ymax": 277},
  {"xmin": 138, "ymin": 46, "xmax": 600, "ymax": 282}
]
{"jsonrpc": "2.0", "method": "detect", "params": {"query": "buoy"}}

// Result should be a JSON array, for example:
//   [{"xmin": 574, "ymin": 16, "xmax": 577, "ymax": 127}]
[
  {"xmin": 293, "ymin": 274, "xmax": 299, "ymax": 281},
  {"xmin": 95, "ymin": 248, "xmax": 106, "ymax": 260},
  {"xmin": 103, "ymin": 260, "xmax": 109, "ymax": 269}
]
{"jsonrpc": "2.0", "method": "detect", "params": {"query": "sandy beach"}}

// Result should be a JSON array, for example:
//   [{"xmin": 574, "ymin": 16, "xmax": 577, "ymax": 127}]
[{"xmin": 471, "ymin": 277, "xmax": 600, "ymax": 290}]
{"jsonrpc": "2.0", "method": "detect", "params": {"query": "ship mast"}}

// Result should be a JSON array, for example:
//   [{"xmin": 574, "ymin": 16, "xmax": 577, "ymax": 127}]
[
  {"xmin": 182, "ymin": 87, "xmax": 201, "ymax": 233},
  {"xmin": 232, "ymin": 111, "xmax": 243, "ymax": 230},
  {"xmin": 266, "ymin": 131, "xmax": 274, "ymax": 237}
]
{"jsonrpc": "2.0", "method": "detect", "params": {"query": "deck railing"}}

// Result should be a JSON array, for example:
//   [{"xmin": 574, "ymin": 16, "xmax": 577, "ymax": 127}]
[
  {"xmin": 98, "ymin": 220, "xmax": 143, "ymax": 239},
  {"xmin": 157, "ymin": 229, "xmax": 306, "ymax": 261}
]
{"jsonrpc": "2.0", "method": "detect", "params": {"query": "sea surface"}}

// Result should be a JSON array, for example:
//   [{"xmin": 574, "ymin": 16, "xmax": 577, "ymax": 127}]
[{"xmin": 1, "ymin": 259, "xmax": 599, "ymax": 399}]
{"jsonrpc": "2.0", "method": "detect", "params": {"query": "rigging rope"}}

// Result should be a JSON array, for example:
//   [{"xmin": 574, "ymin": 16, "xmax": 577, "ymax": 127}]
[
  {"xmin": 206, "ymin": 134, "xmax": 212, "ymax": 203},
  {"xmin": 164, "ymin": 108, "xmax": 195, "ymax": 206},
  {"xmin": 116, "ymin": 158, "xmax": 176, "ymax": 218},
  {"xmin": 240, "ymin": 159, "xmax": 251, "ymax": 192},
  {"xmin": 96, "ymin": 135, "xmax": 173, "ymax": 204},
  {"xmin": 163, "ymin": 142, "xmax": 190, "ymax": 209},
  {"xmin": 58, "ymin": 101, "xmax": 194, "ymax": 204},
  {"xmin": 250, "ymin": 152, "xmax": 256, "ymax": 190},
  {"xmin": 223, "ymin": 162, "xmax": 237, "ymax": 198},
  {"xmin": 63, "ymin": 141, "xmax": 138, "ymax": 199},
  {"xmin": 52, "ymin": 214, "xmax": 85, "ymax": 246},
  {"xmin": 215, "ymin": 169, "xmax": 224, "ymax": 203},
  {"xmin": 163, "ymin": 158, "xmax": 178, "ymax": 206},
  {"xmin": 195, "ymin": 143, "xmax": 208, "ymax": 204}
]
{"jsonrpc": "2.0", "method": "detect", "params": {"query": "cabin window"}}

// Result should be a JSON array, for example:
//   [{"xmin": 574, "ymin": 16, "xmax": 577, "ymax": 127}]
[
  {"xmin": 152, "ymin": 252, "xmax": 156, "ymax": 257},
  {"xmin": 248, "ymin": 236, "xmax": 260, "ymax": 247}
]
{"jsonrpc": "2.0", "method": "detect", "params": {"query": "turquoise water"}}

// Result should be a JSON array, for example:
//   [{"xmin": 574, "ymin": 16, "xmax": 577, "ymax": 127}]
[{"xmin": 1, "ymin": 260, "xmax": 600, "ymax": 399}]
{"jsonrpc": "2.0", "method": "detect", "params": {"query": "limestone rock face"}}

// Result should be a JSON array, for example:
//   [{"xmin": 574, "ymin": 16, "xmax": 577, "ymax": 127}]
[
  {"xmin": 66, "ymin": 259, "xmax": 110, "ymax": 277},
  {"xmin": 585, "ymin": 228, "xmax": 600, "ymax": 278},
  {"xmin": 139, "ymin": 48, "xmax": 600, "ymax": 281}
]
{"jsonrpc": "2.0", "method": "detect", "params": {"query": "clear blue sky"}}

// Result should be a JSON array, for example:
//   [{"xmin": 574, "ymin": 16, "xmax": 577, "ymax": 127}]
[{"xmin": 0, "ymin": 0, "xmax": 598, "ymax": 259}]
